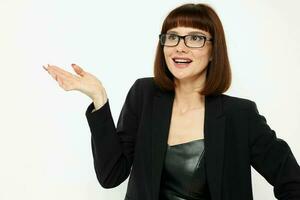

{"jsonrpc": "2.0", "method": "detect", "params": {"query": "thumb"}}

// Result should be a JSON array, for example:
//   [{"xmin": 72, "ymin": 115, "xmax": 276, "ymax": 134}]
[{"xmin": 71, "ymin": 63, "xmax": 85, "ymax": 76}]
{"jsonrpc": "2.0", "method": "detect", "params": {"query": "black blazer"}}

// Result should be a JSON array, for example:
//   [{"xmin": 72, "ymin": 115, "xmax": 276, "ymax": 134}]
[{"xmin": 85, "ymin": 77, "xmax": 300, "ymax": 200}]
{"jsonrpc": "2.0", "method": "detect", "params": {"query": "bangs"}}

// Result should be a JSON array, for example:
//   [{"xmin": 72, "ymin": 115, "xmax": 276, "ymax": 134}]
[{"xmin": 161, "ymin": 4, "xmax": 213, "ymax": 35}]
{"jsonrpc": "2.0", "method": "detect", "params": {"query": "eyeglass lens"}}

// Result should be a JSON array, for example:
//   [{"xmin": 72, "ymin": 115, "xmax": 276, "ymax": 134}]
[{"xmin": 161, "ymin": 34, "xmax": 206, "ymax": 48}]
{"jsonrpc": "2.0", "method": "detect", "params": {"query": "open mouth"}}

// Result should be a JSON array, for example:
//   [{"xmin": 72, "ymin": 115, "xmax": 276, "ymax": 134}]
[
  {"xmin": 172, "ymin": 58, "xmax": 193, "ymax": 68},
  {"xmin": 172, "ymin": 58, "xmax": 193, "ymax": 64}
]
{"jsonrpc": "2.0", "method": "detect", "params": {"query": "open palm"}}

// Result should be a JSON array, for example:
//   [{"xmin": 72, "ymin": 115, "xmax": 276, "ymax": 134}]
[{"xmin": 43, "ymin": 63, "xmax": 106, "ymax": 100}]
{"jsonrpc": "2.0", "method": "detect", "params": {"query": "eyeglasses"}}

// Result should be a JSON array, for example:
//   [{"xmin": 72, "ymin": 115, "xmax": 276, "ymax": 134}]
[{"xmin": 159, "ymin": 33, "xmax": 213, "ymax": 48}]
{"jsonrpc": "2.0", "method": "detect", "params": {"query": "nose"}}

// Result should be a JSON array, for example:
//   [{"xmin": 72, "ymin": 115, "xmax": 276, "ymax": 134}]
[{"xmin": 176, "ymin": 38, "xmax": 189, "ymax": 52}]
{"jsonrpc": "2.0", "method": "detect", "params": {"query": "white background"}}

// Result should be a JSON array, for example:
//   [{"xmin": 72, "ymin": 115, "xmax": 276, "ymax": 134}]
[{"xmin": 0, "ymin": 0, "xmax": 299, "ymax": 199}]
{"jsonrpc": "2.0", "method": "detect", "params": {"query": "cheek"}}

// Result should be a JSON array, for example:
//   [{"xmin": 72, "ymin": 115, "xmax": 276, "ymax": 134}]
[
  {"xmin": 193, "ymin": 49, "xmax": 211, "ymax": 62},
  {"xmin": 163, "ymin": 48, "xmax": 166, "ymax": 60},
  {"xmin": 163, "ymin": 47, "xmax": 170, "ymax": 57},
  {"xmin": 163, "ymin": 48, "xmax": 172, "ymax": 63}
]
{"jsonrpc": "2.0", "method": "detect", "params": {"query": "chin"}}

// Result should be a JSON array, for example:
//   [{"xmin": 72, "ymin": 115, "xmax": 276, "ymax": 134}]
[
  {"xmin": 171, "ymin": 68, "xmax": 207, "ymax": 82},
  {"xmin": 169, "ymin": 64, "xmax": 193, "ymax": 76},
  {"xmin": 172, "ymin": 71, "xmax": 193, "ymax": 80}
]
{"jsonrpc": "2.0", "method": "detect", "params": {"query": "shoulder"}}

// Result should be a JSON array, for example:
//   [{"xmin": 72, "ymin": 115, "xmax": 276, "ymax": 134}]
[
  {"xmin": 135, "ymin": 77, "xmax": 156, "ymax": 88},
  {"xmin": 219, "ymin": 94, "xmax": 258, "ymax": 115},
  {"xmin": 126, "ymin": 77, "xmax": 155, "ymax": 94},
  {"xmin": 133, "ymin": 77, "xmax": 158, "ymax": 95}
]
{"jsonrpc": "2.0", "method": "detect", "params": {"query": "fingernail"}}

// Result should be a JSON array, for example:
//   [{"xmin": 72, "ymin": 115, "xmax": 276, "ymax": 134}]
[{"xmin": 71, "ymin": 63, "xmax": 76, "ymax": 66}]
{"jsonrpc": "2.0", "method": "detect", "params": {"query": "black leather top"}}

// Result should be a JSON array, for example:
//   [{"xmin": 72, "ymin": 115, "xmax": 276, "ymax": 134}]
[{"xmin": 159, "ymin": 139, "xmax": 211, "ymax": 200}]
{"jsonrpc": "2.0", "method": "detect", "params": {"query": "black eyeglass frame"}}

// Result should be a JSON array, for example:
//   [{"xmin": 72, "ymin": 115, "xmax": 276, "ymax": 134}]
[{"xmin": 159, "ymin": 33, "xmax": 213, "ymax": 48}]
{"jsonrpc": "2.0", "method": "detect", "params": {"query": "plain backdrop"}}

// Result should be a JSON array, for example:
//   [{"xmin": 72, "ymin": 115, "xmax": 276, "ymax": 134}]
[{"xmin": 0, "ymin": 0, "xmax": 299, "ymax": 199}]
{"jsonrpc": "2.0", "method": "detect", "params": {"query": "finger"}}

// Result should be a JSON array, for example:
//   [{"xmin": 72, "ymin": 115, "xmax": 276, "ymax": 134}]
[
  {"xmin": 42, "ymin": 65, "xmax": 48, "ymax": 71},
  {"xmin": 57, "ymin": 75, "xmax": 64, "ymax": 86},
  {"xmin": 48, "ymin": 64, "xmax": 80, "ymax": 82},
  {"xmin": 46, "ymin": 67, "xmax": 59, "ymax": 81},
  {"xmin": 47, "ymin": 68, "xmax": 67, "ymax": 81},
  {"xmin": 47, "ymin": 67, "xmax": 69, "ymax": 84},
  {"xmin": 71, "ymin": 63, "xmax": 85, "ymax": 76},
  {"xmin": 71, "ymin": 64, "xmax": 84, "ymax": 76},
  {"xmin": 46, "ymin": 67, "xmax": 79, "ymax": 92},
  {"xmin": 48, "ymin": 64, "xmax": 75, "ymax": 79}
]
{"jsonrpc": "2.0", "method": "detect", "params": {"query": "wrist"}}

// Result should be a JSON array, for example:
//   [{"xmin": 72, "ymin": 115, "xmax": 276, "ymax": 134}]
[{"xmin": 92, "ymin": 96, "xmax": 108, "ymax": 110}]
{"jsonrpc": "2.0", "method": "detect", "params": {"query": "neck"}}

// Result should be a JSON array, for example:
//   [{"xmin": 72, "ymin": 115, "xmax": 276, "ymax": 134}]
[{"xmin": 173, "ymin": 75, "xmax": 206, "ymax": 112}]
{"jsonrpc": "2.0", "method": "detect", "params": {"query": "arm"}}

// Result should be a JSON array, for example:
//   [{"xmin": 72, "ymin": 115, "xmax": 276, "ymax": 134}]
[
  {"xmin": 85, "ymin": 79, "xmax": 140, "ymax": 188},
  {"xmin": 248, "ymin": 101, "xmax": 300, "ymax": 199}
]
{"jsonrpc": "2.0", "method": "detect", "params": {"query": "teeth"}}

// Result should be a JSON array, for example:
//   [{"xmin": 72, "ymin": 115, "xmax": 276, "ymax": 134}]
[
  {"xmin": 174, "ymin": 59, "xmax": 190, "ymax": 62},
  {"xmin": 174, "ymin": 59, "xmax": 191, "ymax": 63}
]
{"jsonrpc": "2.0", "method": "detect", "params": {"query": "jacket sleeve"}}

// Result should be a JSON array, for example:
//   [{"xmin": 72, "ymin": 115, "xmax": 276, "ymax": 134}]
[
  {"xmin": 85, "ymin": 79, "xmax": 140, "ymax": 188},
  {"xmin": 248, "ymin": 101, "xmax": 300, "ymax": 199}
]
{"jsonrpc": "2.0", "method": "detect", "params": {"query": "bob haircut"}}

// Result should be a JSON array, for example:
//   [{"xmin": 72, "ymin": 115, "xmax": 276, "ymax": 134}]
[{"xmin": 153, "ymin": 3, "xmax": 231, "ymax": 96}]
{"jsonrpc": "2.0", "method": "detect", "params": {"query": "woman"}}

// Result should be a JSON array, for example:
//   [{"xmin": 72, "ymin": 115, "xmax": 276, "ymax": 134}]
[{"xmin": 43, "ymin": 3, "xmax": 300, "ymax": 200}]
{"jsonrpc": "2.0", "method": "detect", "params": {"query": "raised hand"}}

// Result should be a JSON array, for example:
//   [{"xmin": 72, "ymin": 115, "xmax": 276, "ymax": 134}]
[{"xmin": 43, "ymin": 63, "xmax": 108, "ymax": 107}]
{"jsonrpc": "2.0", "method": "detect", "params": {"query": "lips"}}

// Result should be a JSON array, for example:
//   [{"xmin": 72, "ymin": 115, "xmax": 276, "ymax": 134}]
[
  {"xmin": 172, "ymin": 57, "xmax": 193, "ymax": 64},
  {"xmin": 171, "ymin": 57, "xmax": 193, "ymax": 68}
]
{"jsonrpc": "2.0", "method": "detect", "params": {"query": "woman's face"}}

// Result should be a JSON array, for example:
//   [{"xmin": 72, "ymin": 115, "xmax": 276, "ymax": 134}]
[{"xmin": 163, "ymin": 26, "xmax": 213, "ymax": 81}]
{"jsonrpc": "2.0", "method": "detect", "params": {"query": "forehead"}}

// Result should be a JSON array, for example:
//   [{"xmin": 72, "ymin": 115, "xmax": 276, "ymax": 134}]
[{"xmin": 167, "ymin": 26, "xmax": 210, "ymax": 36}]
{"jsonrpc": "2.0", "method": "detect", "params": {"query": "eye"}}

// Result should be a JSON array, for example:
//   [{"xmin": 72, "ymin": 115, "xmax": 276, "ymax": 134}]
[
  {"xmin": 167, "ymin": 34, "xmax": 178, "ymax": 41},
  {"xmin": 189, "ymin": 35, "xmax": 205, "ymax": 41}
]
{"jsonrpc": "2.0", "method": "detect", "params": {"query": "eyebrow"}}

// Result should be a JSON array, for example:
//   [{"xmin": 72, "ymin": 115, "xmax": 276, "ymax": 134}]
[{"xmin": 167, "ymin": 30, "xmax": 207, "ymax": 35}]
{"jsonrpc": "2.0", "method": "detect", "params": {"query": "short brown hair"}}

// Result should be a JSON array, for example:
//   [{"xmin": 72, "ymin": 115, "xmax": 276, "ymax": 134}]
[{"xmin": 153, "ymin": 3, "xmax": 231, "ymax": 95}]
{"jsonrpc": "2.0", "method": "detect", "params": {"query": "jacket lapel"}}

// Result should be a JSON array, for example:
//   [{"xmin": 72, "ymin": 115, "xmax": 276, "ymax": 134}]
[
  {"xmin": 151, "ymin": 90, "xmax": 226, "ymax": 200},
  {"xmin": 205, "ymin": 95, "xmax": 226, "ymax": 200},
  {"xmin": 151, "ymin": 90, "xmax": 174, "ymax": 200}
]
